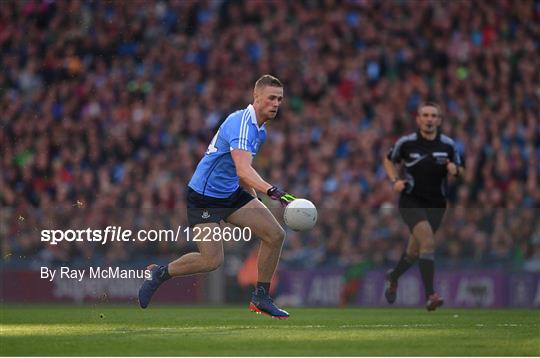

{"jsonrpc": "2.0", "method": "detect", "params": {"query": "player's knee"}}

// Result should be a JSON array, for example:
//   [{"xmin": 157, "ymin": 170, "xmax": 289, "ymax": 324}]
[
  {"xmin": 413, "ymin": 221, "xmax": 433, "ymax": 238},
  {"xmin": 419, "ymin": 251, "xmax": 435, "ymax": 260},
  {"xmin": 405, "ymin": 251, "xmax": 419, "ymax": 262},
  {"xmin": 419, "ymin": 239, "xmax": 435, "ymax": 253},
  {"xmin": 414, "ymin": 227, "xmax": 435, "ymax": 250},
  {"xmin": 265, "ymin": 226, "xmax": 286, "ymax": 248}
]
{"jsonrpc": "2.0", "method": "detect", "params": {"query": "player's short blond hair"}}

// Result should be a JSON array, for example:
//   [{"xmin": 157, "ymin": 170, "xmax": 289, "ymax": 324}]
[{"xmin": 254, "ymin": 74, "xmax": 283, "ymax": 91}]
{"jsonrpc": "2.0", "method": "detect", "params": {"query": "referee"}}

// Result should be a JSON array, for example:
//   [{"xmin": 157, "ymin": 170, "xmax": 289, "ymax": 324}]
[{"xmin": 383, "ymin": 102, "xmax": 464, "ymax": 311}]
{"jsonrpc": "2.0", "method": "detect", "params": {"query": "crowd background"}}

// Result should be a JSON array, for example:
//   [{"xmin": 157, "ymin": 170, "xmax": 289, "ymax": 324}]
[{"xmin": 1, "ymin": 0, "xmax": 539, "ymax": 273}]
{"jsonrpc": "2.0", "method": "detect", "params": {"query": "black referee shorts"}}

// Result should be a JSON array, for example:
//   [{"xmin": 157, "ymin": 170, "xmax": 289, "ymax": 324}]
[
  {"xmin": 398, "ymin": 194, "xmax": 447, "ymax": 233},
  {"xmin": 186, "ymin": 186, "xmax": 255, "ymax": 227}
]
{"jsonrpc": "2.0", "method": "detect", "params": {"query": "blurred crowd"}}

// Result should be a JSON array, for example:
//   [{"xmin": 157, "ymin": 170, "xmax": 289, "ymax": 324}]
[{"xmin": 1, "ymin": 0, "xmax": 539, "ymax": 270}]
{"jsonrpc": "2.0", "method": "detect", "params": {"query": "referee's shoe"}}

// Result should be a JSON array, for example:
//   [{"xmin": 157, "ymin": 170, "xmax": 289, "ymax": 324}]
[
  {"xmin": 384, "ymin": 269, "xmax": 398, "ymax": 304},
  {"xmin": 249, "ymin": 287, "xmax": 289, "ymax": 319},
  {"xmin": 426, "ymin": 292, "xmax": 444, "ymax": 311}
]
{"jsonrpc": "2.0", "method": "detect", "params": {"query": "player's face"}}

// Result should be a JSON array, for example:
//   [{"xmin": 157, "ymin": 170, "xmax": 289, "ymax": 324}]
[
  {"xmin": 416, "ymin": 106, "xmax": 441, "ymax": 135},
  {"xmin": 255, "ymin": 86, "xmax": 284, "ymax": 121}
]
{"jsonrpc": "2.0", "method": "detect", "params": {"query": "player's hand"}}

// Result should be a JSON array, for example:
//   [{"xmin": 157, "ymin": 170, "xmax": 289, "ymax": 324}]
[
  {"xmin": 446, "ymin": 160, "xmax": 458, "ymax": 176},
  {"xmin": 267, "ymin": 186, "xmax": 296, "ymax": 206},
  {"xmin": 393, "ymin": 180, "xmax": 408, "ymax": 193}
]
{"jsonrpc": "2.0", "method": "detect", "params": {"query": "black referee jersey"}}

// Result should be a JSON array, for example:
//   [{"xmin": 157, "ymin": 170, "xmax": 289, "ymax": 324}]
[{"xmin": 387, "ymin": 130, "xmax": 463, "ymax": 204}]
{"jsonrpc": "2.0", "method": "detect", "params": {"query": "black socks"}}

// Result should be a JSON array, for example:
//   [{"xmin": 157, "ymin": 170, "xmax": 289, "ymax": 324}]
[
  {"xmin": 391, "ymin": 252, "xmax": 435, "ymax": 298},
  {"xmin": 418, "ymin": 258, "xmax": 435, "ymax": 297},
  {"xmin": 158, "ymin": 265, "xmax": 171, "ymax": 282},
  {"xmin": 390, "ymin": 253, "xmax": 416, "ymax": 281},
  {"xmin": 256, "ymin": 281, "xmax": 271, "ymax": 294}
]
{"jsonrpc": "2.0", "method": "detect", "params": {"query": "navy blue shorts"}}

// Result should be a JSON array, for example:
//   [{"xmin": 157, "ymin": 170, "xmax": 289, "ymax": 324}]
[
  {"xmin": 398, "ymin": 194, "xmax": 447, "ymax": 233},
  {"xmin": 186, "ymin": 186, "xmax": 255, "ymax": 227}
]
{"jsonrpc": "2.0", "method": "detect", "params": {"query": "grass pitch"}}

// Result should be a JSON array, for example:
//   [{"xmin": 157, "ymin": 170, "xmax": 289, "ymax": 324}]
[{"xmin": 1, "ymin": 305, "xmax": 539, "ymax": 356}]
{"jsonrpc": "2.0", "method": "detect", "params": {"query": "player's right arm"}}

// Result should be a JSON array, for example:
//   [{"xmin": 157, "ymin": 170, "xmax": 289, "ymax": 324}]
[
  {"xmin": 226, "ymin": 113, "xmax": 295, "ymax": 205},
  {"xmin": 232, "ymin": 149, "xmax": 272, "ymax": 194},
  {"xmin": 239, "ymin": 178, "xmax": 257, "ymax": 198},
  {"xmin": 231, "ymin": 150, "xmax": 295, "ymax": 205},
  {"xmin": 383, "ymin": 157, "xmax": 406, "ymax": 193},
  {"xmin": 384, "ymin": 143, "xmax": 407, "ymax": 193}
]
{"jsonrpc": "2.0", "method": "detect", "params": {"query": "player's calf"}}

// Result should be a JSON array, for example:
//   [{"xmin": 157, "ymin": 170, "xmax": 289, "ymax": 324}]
[{"xmin": 199, "ymin": 255, "xmax": 224, "ymax": 273}]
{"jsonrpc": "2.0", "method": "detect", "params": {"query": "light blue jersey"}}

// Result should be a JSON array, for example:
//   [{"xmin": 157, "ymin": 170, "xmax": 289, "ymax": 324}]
[{"xmin": 188, "ymin": 104, "xmax": 267, "ymax": 198}]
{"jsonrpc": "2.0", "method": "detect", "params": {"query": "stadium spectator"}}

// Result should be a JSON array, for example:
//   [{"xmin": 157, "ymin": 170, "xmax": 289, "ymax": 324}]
[{"xmin": 1, "ymin": 0, "xmax": 539, "ymax": 270}]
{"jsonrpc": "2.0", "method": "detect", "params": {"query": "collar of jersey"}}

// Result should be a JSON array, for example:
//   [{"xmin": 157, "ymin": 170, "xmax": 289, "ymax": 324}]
[
  {"xmin": 247, "ymin": 104, "xmax": 264, "ymax": 131},
  {"xmin": 417, "ymin": 129, "xmax": 440, "ymax": 142}
]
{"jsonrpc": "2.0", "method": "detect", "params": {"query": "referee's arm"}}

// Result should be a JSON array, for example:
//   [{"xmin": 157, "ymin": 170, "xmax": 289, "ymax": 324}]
[
  {"xmin": 447, "ymin": 147, "xmax": 465, "ymax": 178},
  {"xmin": 446, "ymin": 160, "xmax": 465, "ymax": 178},
  {"xmin": 383, "ymin": 156, "xmax": 399, "ymax": 183},
  {"xmin": 383, "ymin": 155, "xmax": 407, "ymax": 193}
]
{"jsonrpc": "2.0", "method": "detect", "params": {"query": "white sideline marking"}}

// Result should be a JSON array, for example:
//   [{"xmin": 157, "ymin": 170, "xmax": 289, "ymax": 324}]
[{"xmin": 110, "ymin": 322, "xmax": 539, "ymax": 334}]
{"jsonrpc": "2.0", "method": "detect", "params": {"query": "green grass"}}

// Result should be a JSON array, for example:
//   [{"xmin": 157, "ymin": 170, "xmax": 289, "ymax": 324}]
[{"xmin": 1, "ymin": 305, "xmax": 539, "ymax": 356}]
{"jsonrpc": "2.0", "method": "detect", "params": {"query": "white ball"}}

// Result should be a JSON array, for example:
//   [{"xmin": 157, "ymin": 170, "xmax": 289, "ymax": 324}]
[{"xmin": 284, "ymin": 199, "xmax": 317, "ymax": 231}]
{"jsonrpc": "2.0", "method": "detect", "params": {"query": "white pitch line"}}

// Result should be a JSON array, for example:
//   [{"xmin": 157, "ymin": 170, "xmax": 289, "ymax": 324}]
[{"xmin": 108, "ymin": 322, "xmax": 539, "ymax": 334}]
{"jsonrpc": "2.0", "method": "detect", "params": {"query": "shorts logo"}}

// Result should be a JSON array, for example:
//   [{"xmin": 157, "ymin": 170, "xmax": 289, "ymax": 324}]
[{"xmin": 201, "ymin": 210, "xmax": 211, "ymax": 219}]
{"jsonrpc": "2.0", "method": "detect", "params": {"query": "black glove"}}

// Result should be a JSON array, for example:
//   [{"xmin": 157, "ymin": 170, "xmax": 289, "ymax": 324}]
[{"xmin": 267, "ymin": 186, "xmax": 297, "ymax": 206}]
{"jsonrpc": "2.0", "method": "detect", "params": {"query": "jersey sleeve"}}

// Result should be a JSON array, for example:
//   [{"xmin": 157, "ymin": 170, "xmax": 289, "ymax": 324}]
[
  {"xmin": 226, "ymin": 113, "xmax": 257, "ymax": 153},
  {"xmin": 458, "ymin": 152, "xmax": 465, "ymax": 168},
  {"xmin": 445, "ymin": 136, "xmax": 464, "ymax": 167},
  {"xmin": 453, "ymin": 146, "xmax": 464, "ymax": 167},
  {"xmin": 387, "ymin": 139, "xmax": 404, "ymax": 163}
]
